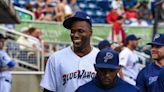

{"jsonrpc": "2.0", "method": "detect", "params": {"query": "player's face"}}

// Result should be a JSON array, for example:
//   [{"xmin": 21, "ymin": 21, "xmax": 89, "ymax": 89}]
[
  {"xmin": 96, "ymin": 68, "xmax": 119, "ymax": 88},
  {"xmin": 130, "ymin": 40, "xmax": 138, "ymax": 49},
  {"xmin": 0, "ymin": 38, "xmax": 5, "ymax": 49},
  {"xmin": 70, "ymin": 21, "xmax": 92, "ymax": 50},
  {"xmin": 151, "ymin": 45, "xmax": 164, "ymax": 61}
]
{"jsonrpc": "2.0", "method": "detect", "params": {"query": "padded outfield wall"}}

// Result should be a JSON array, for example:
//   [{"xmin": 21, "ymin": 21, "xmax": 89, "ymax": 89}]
[{"xmin": 15, "ymin": 21, "xmax": 164, "ymax": 45}]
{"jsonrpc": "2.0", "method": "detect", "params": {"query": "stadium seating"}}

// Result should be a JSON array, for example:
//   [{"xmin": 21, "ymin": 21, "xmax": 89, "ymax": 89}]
[
  {"xmin": 12, "ymin": 0, "xmax": 112, "ymax": 23},
  {"xmin": 77, "ymin": 0, "xmax": 112, "ymax": 23}
]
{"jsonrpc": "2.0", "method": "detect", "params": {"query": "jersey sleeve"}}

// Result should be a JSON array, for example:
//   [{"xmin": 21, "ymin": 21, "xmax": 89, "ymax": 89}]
[
  {"xmin": 40, "ymin": 55, "xmax": 57, "ymax": 91},
  {"xmin": 119, "ymin": 50, "xmax": 129, "ymax": 66},
  {"xmin": 0, "ymin": 51, "xmax": 12, "ymax": 67},
  {"xmin": 136, "ymin": 69, "xmax": 147, "ymax": 92}
]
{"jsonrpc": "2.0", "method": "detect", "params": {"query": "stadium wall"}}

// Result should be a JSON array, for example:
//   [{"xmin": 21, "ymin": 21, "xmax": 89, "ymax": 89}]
[{"xmin": 15, "ymin": 21, "xmax": 164, "ymax": 45}]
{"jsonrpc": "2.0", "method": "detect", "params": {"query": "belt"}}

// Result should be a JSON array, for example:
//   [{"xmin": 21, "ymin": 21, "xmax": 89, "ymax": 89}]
[
  {"xmin": 124, "ymin": 74, "xmax": 136, "ymax": 81},
  {"xmin": 5, "ymin": 79, "xmax": 12, "ymax": 84}
]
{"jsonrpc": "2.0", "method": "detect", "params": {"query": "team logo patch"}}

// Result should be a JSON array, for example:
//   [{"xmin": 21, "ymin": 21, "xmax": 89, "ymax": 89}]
[
  {"xmin": 148, "ymin": 76, "xmax": 158, "ymax": 85},
  {"xmin": 86, "ymin": 16, "xmax": 90, "ymax": 19},
  {"xmin": 154, "ymin": 34, "xmax": 160, "ymax": 41},
  {"xmin": 104, "ymin": 52, "xmax": 113, "ymax": 63}
]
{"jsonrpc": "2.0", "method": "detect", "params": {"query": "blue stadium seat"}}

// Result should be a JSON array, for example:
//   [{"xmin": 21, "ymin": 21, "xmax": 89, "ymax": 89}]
[
  {"xmin": 85, "ymin": 10, "xmax": 94, "ymax": 16},
  {"xmin": 97, "ymin": 1, "xmax": 111, "ymax": 11}
]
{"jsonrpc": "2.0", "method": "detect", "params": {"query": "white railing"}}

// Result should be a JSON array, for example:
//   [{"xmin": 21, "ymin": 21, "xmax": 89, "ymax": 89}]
[{"xmin": 0, "ymin": 26, "xmax": 44, "ymax": 71}]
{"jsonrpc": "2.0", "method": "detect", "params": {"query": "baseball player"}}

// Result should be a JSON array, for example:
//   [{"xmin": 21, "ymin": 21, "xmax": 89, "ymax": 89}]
[
  {"xmin": 75, "ymin": 48, "xmax": 138, "ymax": 92},
  {"xmin": 136, "ymin": 33, "xmax": 164, "ymax": 92},
  {"xmin": 40, "ymin": 11, "xmax": 99, "ymax": 92},
  {"xmin": 119, "ymin": 34, "xmax": 141, "ymax": 85},
  {"xmin": 0, "ymin": 34, "xmax": 16, "ymax": 92}
]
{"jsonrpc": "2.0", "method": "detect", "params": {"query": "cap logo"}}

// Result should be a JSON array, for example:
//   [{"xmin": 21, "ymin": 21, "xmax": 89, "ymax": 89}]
[
  {"xmin": 104, "ymin": 52, "xmax": 113, "ymax": 63},
  {"xmin": 86, "ymin": 16, "xmax": 90, "ymax": 19},
  {"xmin": 154, "ymin": 34, "xmax": 160, "ymax": 41}
]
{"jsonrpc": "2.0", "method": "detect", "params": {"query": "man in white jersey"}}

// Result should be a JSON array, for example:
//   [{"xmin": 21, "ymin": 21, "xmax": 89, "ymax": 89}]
[
  {"xmin": 0, "ymin": 34, "xmax": 16, "ymax": 92},
  {"xmin": 119, "ymin": 34, "xmax": 141, "ymax": 85},
  {"xmin": 40, "ymin": 11, "xmax": 99, "ymax": 92}
]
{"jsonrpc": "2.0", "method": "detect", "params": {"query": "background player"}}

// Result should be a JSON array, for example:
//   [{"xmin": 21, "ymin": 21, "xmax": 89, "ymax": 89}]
[
  {"xmin": 75, "ymin": 48, "xmax": 138, "ymax": 92},
  {"xmin": 40, "ymin": 11, "xmax": 99, "ymax": 92},
  {"xmin": 0, "ymin": 34, "xmax": 16, "ymax": 92},
  {"xmin": 136, "ymin": 33, "xmax": 164, "ymax": 92},
  {"xmin": 119, "ymin": 34, "xmax": 141, "ymax": 85}
]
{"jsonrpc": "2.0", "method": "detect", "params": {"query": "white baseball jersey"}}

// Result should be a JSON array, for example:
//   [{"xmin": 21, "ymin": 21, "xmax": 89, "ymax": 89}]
[
  {"xmin": 0, "ymin": 50, "xmax": 12, "ymax": 80},
  {"xmin": 119, "ymin": 47, "xmax": 140, "ymax": 85},
  {"xmin": 0, "ymin": 50, "xmax": 12, "ymax": 92},
  {"xmin": 40, "ymin": 46, "xmax": 99, "ymax": 92}
]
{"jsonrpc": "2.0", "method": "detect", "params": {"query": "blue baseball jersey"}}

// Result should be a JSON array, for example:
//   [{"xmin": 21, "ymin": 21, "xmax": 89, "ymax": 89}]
[
  {"xmin": 152, "ymin": 67, "xmax": 164, "ymax": 92},
  {"xmin": 136, "ymin": 62, "xmax": 162, "ymax": 92},
  {"xmin": 75, "ymin": 77, "xmax": 139, "ymax": 92}
]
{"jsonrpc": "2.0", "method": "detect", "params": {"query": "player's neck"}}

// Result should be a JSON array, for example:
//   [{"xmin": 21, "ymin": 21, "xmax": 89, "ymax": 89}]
[
  {"xmin": 72, "ymin": 45, "xmax": 92, "ymax": 57},
  {"xmin": 127, "ymin": 45, "xmax": 134, "ymax": 51},
  {"xmin": 155, "ymin": 59, "xmax": 164, "ymax": 67}
]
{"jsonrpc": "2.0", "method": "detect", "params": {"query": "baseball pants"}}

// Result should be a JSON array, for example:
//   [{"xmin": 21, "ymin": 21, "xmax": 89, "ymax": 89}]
[{"xmin": 0, "ymin": 78, "xmax": 11, "ymax": 92}]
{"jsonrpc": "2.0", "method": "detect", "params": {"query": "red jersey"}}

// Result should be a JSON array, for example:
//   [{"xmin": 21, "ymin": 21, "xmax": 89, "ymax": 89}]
[{"xmin": 106, "ymin": 11, "xmax": 118, "ymax": 24}]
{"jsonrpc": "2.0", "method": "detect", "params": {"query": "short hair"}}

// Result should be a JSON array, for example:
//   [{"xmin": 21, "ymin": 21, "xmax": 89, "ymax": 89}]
[{"xmin": 28, "ymin": 27, "xmax": 37, "ymax": 34}]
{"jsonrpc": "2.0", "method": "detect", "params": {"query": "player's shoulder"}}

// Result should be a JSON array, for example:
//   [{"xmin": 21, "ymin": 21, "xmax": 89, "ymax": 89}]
[
  {"xmin": 0, "ymin": 50, "xmax": 9, "ymax": 58},
  {"xmin": 76, "ymin": 80, "xmax": 95, "ymax": 92},
  {"xmin": 119, "ymin": 79, "xmax": 139, "ymax": 91},
  {"xmin": 120, "ymin": 47, "xmax": 131, "ymax": 55},
  {"xmin": 0, "ymin": 50, "xmax": 7, "ymax": 54},
  {"xmin": 51, "ymin": 46, "xmax": 71, "ymax": 56},
  {"xmin": 137, "ymin": 63, "xmax": 155, "ymax": 78},
  {"xmin": 92, "ymin": 47, "xmax": 99, "ymax": 53}
]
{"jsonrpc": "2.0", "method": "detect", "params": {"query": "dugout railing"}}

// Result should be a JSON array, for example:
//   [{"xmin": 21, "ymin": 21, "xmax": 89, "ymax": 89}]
[{"xmin": 0, "ymin": 26, "xmax": 45, "ymax": 71}]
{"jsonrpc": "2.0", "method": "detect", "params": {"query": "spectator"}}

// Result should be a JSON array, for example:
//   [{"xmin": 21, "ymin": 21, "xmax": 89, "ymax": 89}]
[
  {"xmin": 110, "ymin": 16, "xmax": 126, "ymax": 46},
  {"xmin": 122, "ymin": 0, "xmax": 140, "ymax": 10},
  {"xmin": 111, "ymin": 0, "xmax": 124, "ymax": 15},
  {"xmin": 53, "ymin": 0, "xmax": 65, "ymax": 22},
  {"xmin": 17, "ymin": 27, "xmax": 42, "ymax": 50},
  {"xmin": 28, "ymin": 27, "xmax": 43, "ymax": 50},
  {"xmin": 39, "ymin": 2, "xmax": 57, "ymax": 21},
  {"xmin": 54, "ymin": 0, "xmax": 73, "ymax": 22},
  {"xmin": 40, "ymin": 11, "xmax": 99, "ymax": 92},
  {"xmin": 136, "ymin": 33, "xmax": 164, "ymax": 92},
  {"xmin": 125, "ymin": 7, "xmax": 138, "ymax": 25},
  {"xmin": 75, "ymin": 48, "xmax": 138, "ymax": 92},
  {"xmin": 0, "ymin": 34, "xmax": 16, "ymax": 92},
  {"xmin": 36, "ymin": 0, "xmax": 45, "ymax": 7},
  {"xmin": 138, "ymin": 1, "xmax": 153, "ymax": 25},
  {"xmin": 119, "ymin": 34, "xmax": 141, "ymax": 85},
  {"xmin": 33, "ymin": 3, "xmax": 44, "ymax": 20},
  {"xmin": 106, "ymin": 8, "xmax": 119, "ymax": 24},
  {"xmin": 16, "ymin": 27, "xmax": 33, "ymax": 50},
  {"xmin": 69, "ymin": 0, "xmax": 80, "ymax": 13}
]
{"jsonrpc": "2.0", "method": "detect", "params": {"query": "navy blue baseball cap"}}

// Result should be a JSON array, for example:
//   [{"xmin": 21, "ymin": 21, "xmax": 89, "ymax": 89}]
[
  {"xmin": 98, "ymin": 40, "xmax": 111, "ymax": 50},
  {"xmin": 95, "ymin": 48, "xmax": 120, "ymax": 69},
  {"xmin": 126, "ymin": 34, "xmax": 141, "ymax": 42},
  {"xmin": 63, "ymin": 11, "xmax": 92, "ymax": 29},
  {"xmin": 147, "ymin": 33, "xmax": 164, "ymax": 46}
]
